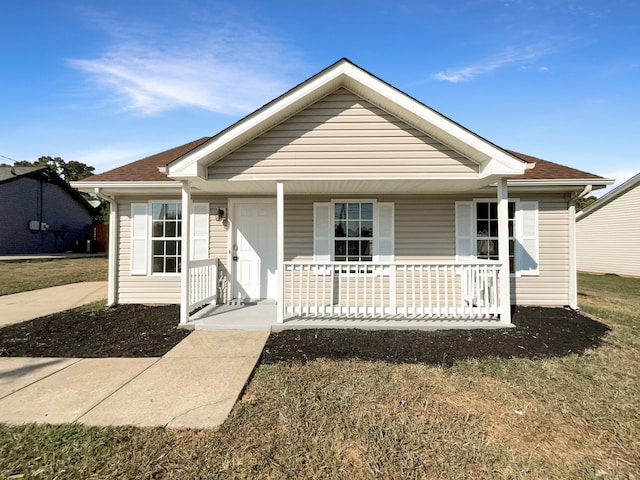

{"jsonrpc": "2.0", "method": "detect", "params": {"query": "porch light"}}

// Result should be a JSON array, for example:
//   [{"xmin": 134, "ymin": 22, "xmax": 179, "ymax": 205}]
[{"xmin": 215, "ymin": 208, "xmax": 225, "ymax": 222}]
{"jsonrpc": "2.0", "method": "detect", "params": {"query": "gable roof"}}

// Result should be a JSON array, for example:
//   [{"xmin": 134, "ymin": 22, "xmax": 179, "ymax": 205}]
[
  {"xmin": 165, "ymin": 58, "xmax": 529, "ymax": 179},
  {"xmin": 507, "ymin": 151, "xmax": 605, "ymax": 181},
  {"xmin": 576, "ymin": 172, "xmax": 640, "ymax": 220},
  {"xmin": 0, "ymin": 166, "xmax": 97, "ymax": 213}
]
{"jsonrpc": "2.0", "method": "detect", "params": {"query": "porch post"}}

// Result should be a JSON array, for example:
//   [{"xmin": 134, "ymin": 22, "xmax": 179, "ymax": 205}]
[
  {"xmin": 276, "ymin": 181, "xmax": 285, "ymax": 323},
  {"xmin": 497, "ymin": 178, "xmax": 512, "ymax": 325},
  {"xmin": 180, "ymin": 181, "xmax": 192, "ymax": 325},
  {"xmin": 107, "ymin": 198, "xmax": 118, "ymax": 306}
]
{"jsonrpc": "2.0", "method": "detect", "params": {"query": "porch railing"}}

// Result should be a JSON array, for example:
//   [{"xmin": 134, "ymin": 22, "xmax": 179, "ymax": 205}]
[
  {"xmin": 188, "ymin": 258, "xmax": 218, "ymax": 311},
  {"xmin": 283, "ymin": 261, "xmax": 501, "ymax": 319}
]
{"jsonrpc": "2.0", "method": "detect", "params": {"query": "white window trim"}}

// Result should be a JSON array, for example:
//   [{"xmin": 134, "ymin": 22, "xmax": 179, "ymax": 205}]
[
  {"xmin": 148, "ymin": 200, "xmax": 183, "ymax": 277},
  {"xmin": 330, "ymin": 199, "xmax": 377, "ymax": 261}
]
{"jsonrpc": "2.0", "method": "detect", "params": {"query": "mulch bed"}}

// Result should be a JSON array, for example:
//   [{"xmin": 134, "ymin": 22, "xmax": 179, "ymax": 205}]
[
  {"xmin": 0, "ymin": 304, "xmax": 610, "ymax": 365},
  {"xmin": 0, "ymin": 304, "xmax": 189, "ymax": 358},
  {"xmin": 261, "ymin": 306, "xmax": 611, "ymax": 366}
]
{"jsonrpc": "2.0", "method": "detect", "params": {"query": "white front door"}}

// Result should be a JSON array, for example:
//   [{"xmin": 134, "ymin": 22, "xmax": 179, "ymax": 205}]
[{"xmin": 232, "ymin": 200, "xmax": 277, "ymax": 299}]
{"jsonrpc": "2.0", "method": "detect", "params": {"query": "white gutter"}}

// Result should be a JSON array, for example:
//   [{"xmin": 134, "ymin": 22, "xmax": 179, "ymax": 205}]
[
  {"xmin": 568, "ymin": 184, "xmax": 593, "ymax": 310},
  {"xmin": 94, "ymin": 188, "xmax": 118, "ymax": 307}
]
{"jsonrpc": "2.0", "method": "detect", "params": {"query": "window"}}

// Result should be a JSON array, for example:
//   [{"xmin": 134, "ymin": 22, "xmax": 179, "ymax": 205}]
[
  {"xmin": 313, "ymin": 201, "xmax": 394, "ymax": 262},
  {"xmin": 334, "ymin": 202, "xmax": 373, "ymax": 261},
  {"xmin": 475, "ymin": 201, "xmax": 515, "ymax": 272},
  {"xmin": 455, "ymin": 199, "xmax": 539, "ymax": 276},
  {"xmin": 151, "ymin": 203, "xmax": 182, "ymax": 273},
  {"xmin": 130, "ymin": 201, "xmax": 209, "ymax": 276}
]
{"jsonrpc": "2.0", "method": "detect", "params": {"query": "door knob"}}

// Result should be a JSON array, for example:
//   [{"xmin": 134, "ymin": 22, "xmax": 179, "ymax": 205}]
[{"xmin": 233, "ymin": 254, "xmax": 238, "ymax": 262}]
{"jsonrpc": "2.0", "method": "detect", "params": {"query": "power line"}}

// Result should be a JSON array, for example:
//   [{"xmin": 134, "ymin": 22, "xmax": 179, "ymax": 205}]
[{"xmin": 0, "ymin": 154, "xmax": 19, "ymax": 163}]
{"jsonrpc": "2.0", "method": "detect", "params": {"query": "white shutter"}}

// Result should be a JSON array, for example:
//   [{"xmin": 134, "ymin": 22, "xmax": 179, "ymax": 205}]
[
  {"xmin": 376, "ymin": 202, "xmax": 394, "ymax": 262},
  {"xmin": 130, "ymin": 203, "xmax": 148, "ymax": 275},
  {"xmin": 190, "ymin": 202, "xmax": 209, "ymax": 260},
  {"xmin": 455, "ymin": 202, "xmax": 474, "ymax": 259},
  {"xmin": 313, "ymin": 202, "xmax": 331, "ymax": 261},
  {"xmin": 517, "ymin": 201, "xmax": 539, "ymax": 276}
]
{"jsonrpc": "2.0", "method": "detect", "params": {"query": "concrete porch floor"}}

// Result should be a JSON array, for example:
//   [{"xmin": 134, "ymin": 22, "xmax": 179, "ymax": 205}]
[{"xmin": 187, "ymin": 301, "xmax": 508, "ymax": 331}]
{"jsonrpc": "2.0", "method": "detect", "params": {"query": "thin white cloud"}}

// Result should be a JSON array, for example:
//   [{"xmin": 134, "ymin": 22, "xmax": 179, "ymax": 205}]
[
  {"xmin": 69, "ymin": 25, "xmax": 301, "ymax": 116},
  {"xmin": 433, "ymin": 44, "xmax": 550, "ymax": 83}
]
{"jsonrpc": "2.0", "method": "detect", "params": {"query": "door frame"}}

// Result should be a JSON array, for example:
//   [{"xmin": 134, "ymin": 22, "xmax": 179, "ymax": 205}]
[{"xmin": 227, "ymin": 197, "xmax": 277, "ymax": 300}]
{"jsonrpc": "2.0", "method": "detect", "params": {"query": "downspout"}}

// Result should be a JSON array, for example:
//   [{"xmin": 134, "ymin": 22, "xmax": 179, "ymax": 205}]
[
  {"xmin": 94, "ymin": 188, "xmax": 118, "ymax": 307},
  {"xmin": 568, "ymin": 184, "xmax": 592, "ymax": 310}
]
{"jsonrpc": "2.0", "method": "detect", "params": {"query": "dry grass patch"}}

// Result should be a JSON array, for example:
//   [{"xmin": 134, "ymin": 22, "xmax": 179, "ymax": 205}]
[{"xmin": 0, "ymin": 257, "xmax": 107, "ymax": 295}]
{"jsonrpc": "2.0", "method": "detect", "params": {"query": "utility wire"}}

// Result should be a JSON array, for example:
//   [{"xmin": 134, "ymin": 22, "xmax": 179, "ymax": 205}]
[{"xmin": 0, "ymin": 154, "xmax": 19, "ymax": 163}]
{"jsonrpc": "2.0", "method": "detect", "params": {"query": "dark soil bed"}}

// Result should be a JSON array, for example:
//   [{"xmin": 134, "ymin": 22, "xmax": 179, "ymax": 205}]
[
  {"xmin": 0, "ymin": 304, "xmax": 189, "ymax": 358},
  {"xmin": 0, "ymin": 305, "xmax": 610, "ymax": 364},
  {"xmin": 261, "ymin": 307, "xmax": 611, "ymax": 366}
]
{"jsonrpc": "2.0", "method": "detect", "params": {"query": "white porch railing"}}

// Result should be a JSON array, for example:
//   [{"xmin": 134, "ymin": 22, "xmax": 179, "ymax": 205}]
[
  {"xmin": 283, "ymin": 261, "xmax": 501, "ymax": 319},
  {"xmin": 188, "ymin": 258, "xmax": 218, "ymax": 311}
]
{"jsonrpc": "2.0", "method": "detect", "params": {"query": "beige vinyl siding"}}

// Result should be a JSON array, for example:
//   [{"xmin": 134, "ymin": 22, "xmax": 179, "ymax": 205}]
[
  {"xmin": 284, "ymin": 193, "xmax": 570, "ymax": 306},
  {"xmin": 117, "ymin": 197, "xmax": 228, "ymax": 304},
  {"xmin": 513, "ymin": 194, "xmax": 570, "ymax": 306},
  {"xmin": 576, "ymin": 183, "xmax": 640, "ymax": 277},
  {"xmin": 208, "ymin": 89, "xmax": 478, "ymax": 180}
]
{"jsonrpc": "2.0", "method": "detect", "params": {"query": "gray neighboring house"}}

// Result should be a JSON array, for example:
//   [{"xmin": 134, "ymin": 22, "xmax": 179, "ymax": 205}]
[
  {"xmin": 0, "ymin": 166, "xmax": 96, "ymax": 254},
  {"xmin": 576, "ymin": 172, "xmax": 640, "ymax": 277}
]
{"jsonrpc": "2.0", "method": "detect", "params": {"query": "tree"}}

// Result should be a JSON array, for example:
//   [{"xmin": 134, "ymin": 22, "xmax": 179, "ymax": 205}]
[
  {"xmin": 14, "ymin": 156, "xmax": 95, "ymax": 182},
  {"xmin": 576, "ymin": 195, "xmax": 597, "ymax": 212}
]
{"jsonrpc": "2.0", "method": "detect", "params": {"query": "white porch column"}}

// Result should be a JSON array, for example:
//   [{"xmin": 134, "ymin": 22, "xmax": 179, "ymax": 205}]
[
  {"xmin": 107, "ymin": 199, "xmax": 118, "ymax": 306},
  {"xmin": 497, "ymin": 178, "xmax": 512, "ymax": 325},
  {"xmin": 180, "ymin": 181, "xmax": 192, "ymax": 325},
  {"xmin": 276, "ymin": 181, "xmax": 285, "ymax": 323}
]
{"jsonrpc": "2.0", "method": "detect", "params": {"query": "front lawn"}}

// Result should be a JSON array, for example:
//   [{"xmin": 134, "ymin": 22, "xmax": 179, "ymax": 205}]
[
  {"xmin": 0, "ymin": 272, "xmax": 638, "ymax": 479},
  {"xmin": 0, "ymin": 257, "xmax": 108, "ymax": 295}
]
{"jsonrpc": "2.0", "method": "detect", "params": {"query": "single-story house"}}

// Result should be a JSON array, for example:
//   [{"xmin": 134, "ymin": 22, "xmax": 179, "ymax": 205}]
[
  {"xmin": 73, "ymin": 59, "xmax": 612, "ymax": 327},
  {"xmin": 0, "ymin": 166, "xmax": 96, "ymax": 254},
  {"xmin": 576, "ymin": 172, "xmax": 640, "ymax": 277}
]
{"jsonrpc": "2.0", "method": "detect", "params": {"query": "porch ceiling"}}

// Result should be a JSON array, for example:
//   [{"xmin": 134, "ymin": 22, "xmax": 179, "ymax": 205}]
[{"xmin": 188, "ymin": 176, "xmax": 503, "ymax": 195}]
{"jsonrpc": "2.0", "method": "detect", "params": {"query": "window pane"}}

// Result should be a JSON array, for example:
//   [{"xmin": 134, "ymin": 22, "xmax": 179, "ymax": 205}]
[
  {"xmin": 335, "ymin": 240, "xmax": 346, "ymax": 256},
  {"xmin": 489, "ymin": 220, "xmax": 498, "ymax": 237},
  {"xmin": 508, "ymin": 202, "xmax": 515, "ymax": 218},
  {"xmin": 489, "ymin": 202, "xmax": 497, "ymax": 218},
  {"xmin": 347, "ymin": 221, "xmax": 359, "ymax": 237},
  {"xmin": 166, "ymin": 241, "xmax": 177, "ymax": 255},
  {"xmin": 153, "ymin": 241, "xmax": 164, "ymax": 255},
  {"xmin": 361, "ymin": 203, "xmax": 373, "ymax": 220},
  {"xmin": 348, "ymin": 240, "xmax": 360, "ymax": 256},
  {"xmin": 509, "ymin": 239, "xmax": 515, "ymax": 256},
  {"xmin": 361, "ymin": 240, "xmax": 372, "ymax": 256},
  {"xmin": 508, "ymin": 220, "xmax": 514, "ymax": 237},
  {"xmin": 165, "ymin": 221, "xmax": 177, "ymax": 238},
  {"xmin": 166, "ymin": 258, "xmax": 177, "ymax": 273},
  {"xmin": 348, "ymin": 203, "xmax": 360, "ymax": 219},
  {"xmin": 166, "ymin": 204, "xmax": 178, "ymax": 220},
  {"xmin": 477, "ymin": 202, "xmax": 488, "ymax": 219},
  {"xmin": 335, "ymin": 203, "xmax": 346, "ymax": 220},
  {"xmin": 152, "ymin": 221, "xmax": 164, "ymax": 238},
  {"xmin": 477, "ymin": 220, "xmax": 489, "ymax": 236},
  {"xmin": 361, "ymin": 220, "xmax": 373, "ymax": 237},
  {"xmin": 335, "ymin": 221, "xmax": 346, "ymax": 237},
  {"xmin": 152, "ymin": 257, "xmax": 164, "ymax": 273},
  {"xmin": 152, "ymin": 203, "xmax": 164, "ymax": 220}
]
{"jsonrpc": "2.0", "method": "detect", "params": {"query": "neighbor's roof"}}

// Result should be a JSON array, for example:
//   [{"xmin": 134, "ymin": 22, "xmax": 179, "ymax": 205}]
[
  {"xmin": 577, "ymin": 171, "xmax": 640, "ymax": 220},
  {"xmin": 0, "ymin": 165, "xmax": 49, "ymax": 183},
  {"xmin": 83, "ymin": 138, "xmax": 607, "ymax": 184}
]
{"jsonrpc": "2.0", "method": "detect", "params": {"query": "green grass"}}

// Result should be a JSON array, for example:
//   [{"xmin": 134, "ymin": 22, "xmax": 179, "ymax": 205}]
[
  {"xmin": 1, "ymin": 272, "xmax": 638, "ymax": 479},
  {"xmin": 0, "ymin": 257, "xmax": 108, "ymax": 295}
]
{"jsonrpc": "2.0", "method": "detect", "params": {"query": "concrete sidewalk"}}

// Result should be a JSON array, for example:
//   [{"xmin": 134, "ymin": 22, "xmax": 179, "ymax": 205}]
[
  {"xmin": 0, "ymin": 330, "xmax": 269, "ymax": 428},
  {"xmin": 0, "ymin": 282, "xmax": 107, "ymax": 327}
]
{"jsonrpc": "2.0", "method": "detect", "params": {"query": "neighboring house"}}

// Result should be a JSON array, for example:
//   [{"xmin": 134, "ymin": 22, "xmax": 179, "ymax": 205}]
[
  {"xmin": 74, "ymin": 59, "xmax": 611, "ymax": 327},
  {"xmin": 576, "ymin": 172, "xmax": 640, "ymax": 277},
  {"xmin": 0, "ymin": 166, "xmax": 96, "ymax": 254}
]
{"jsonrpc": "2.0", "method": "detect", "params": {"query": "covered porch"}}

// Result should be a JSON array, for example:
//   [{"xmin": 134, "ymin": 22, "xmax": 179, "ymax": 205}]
[{"xmin": 181, "ymin": 177, "xmax": 514, "ymax": 328}]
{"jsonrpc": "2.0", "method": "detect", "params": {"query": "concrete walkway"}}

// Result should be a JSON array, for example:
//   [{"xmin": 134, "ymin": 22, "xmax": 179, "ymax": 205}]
[
  {"xmin": 0, "ymin": 281, "xmax": 107, "ymax": 327},
  {"xmin": 0, "ymin": 330, "xmax": 269, "ymax": 428}
]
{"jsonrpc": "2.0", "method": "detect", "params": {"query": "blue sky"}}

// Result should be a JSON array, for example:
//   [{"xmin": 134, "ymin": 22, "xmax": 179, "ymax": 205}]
[{"xmin": 2, "ymin": 0, "xmax": 638, "ymax": 191}]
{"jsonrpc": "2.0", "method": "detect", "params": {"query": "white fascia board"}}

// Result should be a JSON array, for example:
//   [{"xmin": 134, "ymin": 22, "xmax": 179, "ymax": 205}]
[
  {"xmin": 509, "ymin": 178, "xmax": 615, "ymax": 187},
  {"xmin": 71, "ymin": 181, "xmax": 181, "ymax": 195}
]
